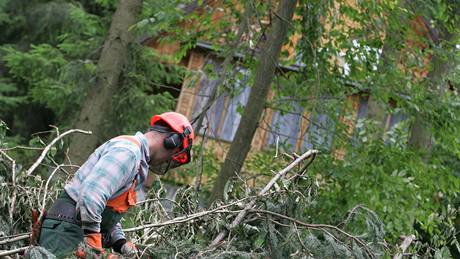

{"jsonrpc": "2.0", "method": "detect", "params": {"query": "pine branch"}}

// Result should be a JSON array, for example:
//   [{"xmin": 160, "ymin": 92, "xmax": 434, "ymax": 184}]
[{"xmin": 249, "ymin": 209, "xmax": 376, "ymax": 258}]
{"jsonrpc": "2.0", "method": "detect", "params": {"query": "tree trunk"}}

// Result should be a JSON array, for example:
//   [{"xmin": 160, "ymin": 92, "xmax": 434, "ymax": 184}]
[
  {"xmin": 209, "ymin": 0, "xmax": 298, "ymax": 203},
  {"xmin": 67, "ymin": 0, "xmax": 142, "ymax": 165}
]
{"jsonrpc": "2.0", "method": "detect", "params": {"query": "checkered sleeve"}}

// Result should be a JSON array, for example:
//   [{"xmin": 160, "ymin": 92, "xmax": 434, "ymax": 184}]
[{"xmin": 78, "ymin": 147, "xmax": 137, "ymax": 233}]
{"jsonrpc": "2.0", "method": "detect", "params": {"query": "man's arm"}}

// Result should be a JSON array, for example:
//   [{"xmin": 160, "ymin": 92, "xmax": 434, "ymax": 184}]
[
  {"xmin": 103, "ymin": 223, "xmax": 126, "ymax": 251},
  {"xmin": 78, "ymin": 147, "xmax": 137, "ymax": 233}
]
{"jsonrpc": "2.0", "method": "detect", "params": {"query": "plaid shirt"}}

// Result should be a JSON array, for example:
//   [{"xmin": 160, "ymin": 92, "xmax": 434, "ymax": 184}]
[{"xmin": 64, "ymin": 132, "xmax": 150, "ymax": 242}]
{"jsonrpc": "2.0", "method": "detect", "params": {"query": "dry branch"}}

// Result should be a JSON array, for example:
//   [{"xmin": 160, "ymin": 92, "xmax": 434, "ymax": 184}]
[{"xmin": 26, "ymin": 129, "xmax": 92, "ymax": 176}]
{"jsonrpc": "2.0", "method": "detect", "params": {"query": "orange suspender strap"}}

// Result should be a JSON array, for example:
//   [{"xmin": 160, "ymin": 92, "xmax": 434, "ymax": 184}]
[{"xmin": 106, "ymin": 181, "xmax": 137, "ymax": 213}]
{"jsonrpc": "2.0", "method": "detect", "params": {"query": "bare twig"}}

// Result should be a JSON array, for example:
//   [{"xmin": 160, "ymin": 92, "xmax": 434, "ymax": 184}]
[
  {"xmin": 0, "ymin": 232, "xmax": 31, "ymax": 241},
  {"xmin": 344, "ymin": 204, "xmax": 378, "ymax": 224},
  {"xmin": 38, "ymin": 164, "xmax": 64, "ymax": 222},
  {"xmin": 0, "ymin": 234, "xmax": 31, "ymax": 245},
  {"xmin": 26, "ymin": 129, "xmax": 92, "ymax": 176},
  {"xmin": 0, "ymin": 150, "xmax": 16, "ymax": 187},
  {"xmin": 274, "ymin": 136, "xmax": 279, "ymax": 158},
  {"xmin": 0, "ymin": 246, "xmax": 28, "ymax": 257},
  {"xmin": 123, "ymin": 209, "xmax": 240, "ymax": 233},
  {"xmin": 293, "ymin": 223, "xmax": 310, "ymax": 253},
  {"xmin": 0, "ymin": 146, "xmax": 45, "ymax": 151},
  {"xmin": 209, "ymin": 149, "xmax": 318, "ymax": 247}
]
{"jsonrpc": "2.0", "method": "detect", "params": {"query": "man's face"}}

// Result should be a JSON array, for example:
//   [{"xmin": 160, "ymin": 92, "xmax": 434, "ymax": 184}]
[{"xmin": 148, "ymin": 146, "xmax": 181, "ymax": 175}]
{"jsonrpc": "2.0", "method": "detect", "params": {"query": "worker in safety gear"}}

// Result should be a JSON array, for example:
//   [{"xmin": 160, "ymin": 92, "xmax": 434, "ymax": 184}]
[{"xmin": 37, "ymin": 112, "xmax": 194, "ymax": 257}]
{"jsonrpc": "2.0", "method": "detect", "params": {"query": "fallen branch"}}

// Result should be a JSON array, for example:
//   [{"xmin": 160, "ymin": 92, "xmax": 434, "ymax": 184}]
[
  {"xmin": 209, "ymin": 149, "xmax": 318, "ymax": 247},
  {"xmin": 0, "ymin": 189, "xmax": 375, "ymax": 258},
  {"xmin": 0, "ymin": 192, "xmax": 282, "ymax": 248},
  {"xmin": 26, "ymin": 129, "xmax": 92, "ymax": 176}
]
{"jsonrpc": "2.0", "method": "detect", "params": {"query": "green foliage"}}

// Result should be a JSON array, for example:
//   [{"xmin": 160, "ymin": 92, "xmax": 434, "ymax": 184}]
[
  {"xmin": 304, "ymin": 128, "xmax": 460, "ymax": 252},
  {"xmin": 0, "ymin": 0, "xmax": 108, "ymax": 137},
  {"xmin": 0, "ymin": 0, "xmax": 459, "ymax": 257},
  {"xmin": 0, "ymin": 78, "xmax": 26, "ymax": 112},
  {"xmin": 264, "ymin": 0, "xmax": 460, "ymax": 256},
  {"xmin": 1, "ymin": 44, "xmax": 96, "ymax": 120},
  {"xmin": 109, "ymin": 46, "xmax": 186, "ymax": 134}
]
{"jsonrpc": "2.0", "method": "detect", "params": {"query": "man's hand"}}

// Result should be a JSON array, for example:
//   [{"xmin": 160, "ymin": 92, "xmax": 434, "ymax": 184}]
[
  {"xmin": 76, "ymin": 232, "xmax": 105, "ymax": 258},
  {"xmin": 85, "ymin": 232, "xmax": 104, "ymax": 252},
  {"xmin": 121, "ymin": 241, "xmax": 138, "ymax": 258}
]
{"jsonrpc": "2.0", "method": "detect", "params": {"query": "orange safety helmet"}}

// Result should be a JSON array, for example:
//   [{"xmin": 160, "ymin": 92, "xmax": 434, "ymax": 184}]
[{"xmin": 150, "ymin": 112, "xmax": 194, "ymax": 166}]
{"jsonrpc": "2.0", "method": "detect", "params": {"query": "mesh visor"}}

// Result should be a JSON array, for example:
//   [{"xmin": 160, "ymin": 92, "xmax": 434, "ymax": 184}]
[{"xmin": 151, "ymin": 146, "xmax": 192, "ymax": 175}]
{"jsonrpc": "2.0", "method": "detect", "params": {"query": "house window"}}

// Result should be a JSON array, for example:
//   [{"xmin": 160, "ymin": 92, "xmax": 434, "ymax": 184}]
[
  {"xmin": 265, "ymin": 104, "xmax": 303, "ymax": 151},
  {"xmin": 351, "ymin": 95, "xmax": 369, "ymax": 144},
  {"xmin": 383, "ymin": 108, "xmax": 409, "ymax": 145},
  {"xmin": 191, "ymin": 70, "xmax": 226, "ymax": 138},
  {"xmin": 191, "ymin": 61, "xmax": 250, "ymax": 142},
  {"xmin": 302, "ymin": 112, "xmax": 336, "ymax": 151},
  {"xmin": 356, "ymin": 95, "xmax": 369, "ymax": 121},
  {"xmin": 387, "ymin": 110, "xmax": 408, "ymax": 129},
  {"xmin": 220, "ymin": 79, "xmax": 251, "ymax": 141}
]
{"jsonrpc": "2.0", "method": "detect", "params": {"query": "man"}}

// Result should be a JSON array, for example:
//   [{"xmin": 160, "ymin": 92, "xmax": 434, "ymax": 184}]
[{"xmin": 37, "ymin": 112, "xmax": 194, "ymax": 257}]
